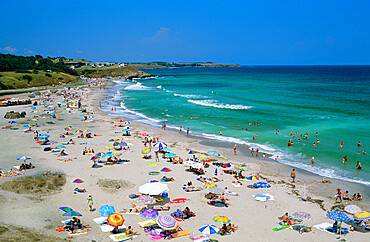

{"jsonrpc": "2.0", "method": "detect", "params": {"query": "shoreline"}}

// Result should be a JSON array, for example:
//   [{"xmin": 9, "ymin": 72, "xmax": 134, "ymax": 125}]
[{"xmin": 101, "ymin": 79, "xmax": 370, "ymax": 200}]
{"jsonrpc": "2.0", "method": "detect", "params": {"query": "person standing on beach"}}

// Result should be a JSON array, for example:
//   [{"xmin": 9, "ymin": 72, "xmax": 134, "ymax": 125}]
[
  {"xmin": 251, "ymin": 148, "xmax": 254, "ymax": 157},
  {"xmin": 311, "ymin": 157, "xmax": 315, "ymax": 166},
  {"xmin": 290, "ymin": 169, "xmax": 296, "ymax": 183},
  {"xmin": 234, "ymin": 145, "xmax": 237, "ymax": 155},
  {"xmin": 87, "ymin": 194, "xmax": 93, "ymax": 212},
  {"xmin": 187, "ymin": 128, "xmax": 189, "ymax": 136},
  {"xmin": 256, "ymin": 148, "xmax": 259, "ymax": 158},
  {"xmin": 219, "ymin": 129, "xmax": 222, "ymax": 135},
  {"xmin": 335, "ymin": 189, "xmax": 342, "ymax": 204}
]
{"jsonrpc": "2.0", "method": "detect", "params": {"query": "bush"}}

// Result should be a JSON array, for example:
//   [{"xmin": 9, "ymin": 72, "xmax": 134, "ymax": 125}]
[
  {"xmin": 22, "ymin": 75, "xmax": 32, "ymax": 83},
  {"xmin": 58, "ymin": 77, "xmax": 63, "ymax": 80},
  {"xmin": 45, "ymin": 73, "xmax": 52, "ymax": 77},
  {"xmin": 32, "ymin": 69, "xmax": 38, "ymax": 74}
]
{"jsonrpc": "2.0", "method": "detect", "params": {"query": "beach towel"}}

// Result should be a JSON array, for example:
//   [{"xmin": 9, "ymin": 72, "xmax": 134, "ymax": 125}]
[
  {"xmin": 68, "ymin": 229, "xmax": 88, "ymax": 236},
  {"xmin": 138, "ymin": 220, "xmax": 156, "ymax": 228},
  {"xmin": 313, "ymin": 222, "xmax": 348, "ymax": 234},
  {"xmin": 93, "ymin": 217, "xmax": 107, "ymax": 225},
  {"xmin": 171, "ymin": 230, "xmax": 192, "ymax": 238},
  {"xmin": 109, "ymin": 233, "xmax": 138, "ymax": 241},
  {"xmin": 231, "ymin": 182, "xmax": 242, "ymax": 187},
  {"xmin": 150, "ymin": 234, "xmax": 164, "ymax": 240},
  {"xmin": 272, "ymin": 225, "xmax": 290, "ymax": 231},
  {"xmin": 190, "ymin": 233, "xmax": 208, "ymax": 241},
  {"xmin": 100, "ymin": 224, "xmax": 126, "ymax": 232}
]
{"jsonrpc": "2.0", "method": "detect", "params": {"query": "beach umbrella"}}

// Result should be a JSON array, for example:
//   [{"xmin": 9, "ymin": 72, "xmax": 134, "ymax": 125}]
[
  {"xmin": 59, "ymin": 207, "xmax": 73, "ymax": 212},
  {"xmin": 84, "ymin": 129, "xmax": 91, "ymax": 133},
  {"xmin": 31, "ymin": 107, "xmax": 36, "ymax": 110},
  {"xmin": 137, "ymin": 195, "xmax": 156, "ymax": 204},
  {"xmin": 223, "ymin": 163, "xmax": 231, "ymax": 168},
  {"xmin": 253, "ymin": 194, "xmax": 275, "ymax": 202},
  {"xmin": 159, "ymin": 167, "xmax": 172, "ymax": 172},
  {"xmin": 253, "ymin": 182, "xmax": 271, "ymax": 188},
  {"xmin": 8, "ymin": 121, "xmax": 16, "ymax": 124},
  {"xmin": 187, "ymin": 150, "xmax": 196, "ymax": 154},
  {"xmin": 122, "ymin": 129, "xmax": 131, "ymax": 132},
  {"xmin": 64, "ymin": 125, "xmax": 72, "ymax": 130},
  {"xmin": 234, "ymin": 166, "xmax": 245, "ymax": 171},
  {"xmin": 119, "ymin": 142, "xmax": 128, "ymax": 147},
  {"xmin": 204, "ymin": 182, "xmax": 217, "ymax": 188},
  {"xmin": 112, "ymin": 151, "xmax": 121, "ymax": 155},
  {"xmin": 105, "ymin": 146, "xmax": 113, "ymax": 150},
  {"xmin": 90, "ymin": 156, "xmax": 99, "ymax": 160},
  {"xmin": 212, "ymin": 152, "xmax": 221, "ymax": 157},
  {"xmin": 207, "ymin": 150, "xmax": 217, "ymax": 155},
  {"xmin": 153, "ymin": 142, "xmax": 167, "ymax": 148},
  {"xmin": 107, "ymin": 213, "xmax": 124, "ymax": 227},
  {"xmin": 247, "ymin": 176, "xmax": 259, "ymax": 181},
  {"xmin": 124, "ymin": 121, "xmax": 131, "ymax": 125},
  {"xmin": 71, "ymin": 178, "xmax": 84, "ymax": 183},
  {"xmin": 141, "ymin": 209, "xmax": 159, "ymax": 219},
  {"xmin": 112, "ymin": 141, "xmax": 120, "ymax": 146},
  {"xmin": 345, "ymin": 205, "xmax": 362, "ymax": 214},
  {"xmin": 147, "ymin": 162, "xmax": 158, "ymax": 166},
  {"xmin": 75, "ymin": 130, "xmax": 83, "ymax": 133},
  {"xmin": 56, "ymin": 145, "xmax": 66, "ymax": 148},
  {"xmin": 208, "ymin": 187, "xmax": 224, "ymax": 194},
  {"xmin": 109, "ymin": 139, "xmax": 115, "ymax": 142},
  {"xmin": 99, "ymin": 205, "xmax": 116, "ymax": 217},
  {"xmin": 353, "ymin": 211, "xmax": 370, "ymax": 220},
  {"xmin": 88, "ymin": 115, "xmax": 94, "ymax": 119},
  {"xmin": 142, "ymin": 148, "xmax": 151, "ymax": 154},
  {"xmin": 139, "ymin": 132, "xmax": 149, "ymax": 136},
  {"xmin": 63, "ymin": 210, "xmax": 82, "ymax": 217},
  {"xmin": 162, "ymin": 148, "xmax": 170, "ymax": 152},
  {"xmin": 102, "ymin": 152, "xmax": 113, "ymax": 158},
  {"xmin": 213, "ymin": 216, "xmax": 231, "ymax": 224},
  {"xmin": 139, "ymin": 182, "xmax": 168, "ymax": 195},
  {"xmin": 38, "ymin": 134, "xmax": 50, "ymax": 139},
  {"xmin": 23, "ymin": 124, "xmax": 31, "ymax": 128},
  {"xmin": 96, "ymin": 152, "xmax": 105, "ymax": 157},
  {"xmin": 118, "ymin": 119, "xmax": 125, "ymax": 122},
  {"xmin": 169, "ymin": 198, "xmax": 191, "ymax": 204},
  {"xmin": 156, "ymin": 215, "xmax": 177, "ymax": 230},
  {"xmin": 49, "ymin": 111, "xmax": 55, "ymax": 115},
  {"xmin": 199, "ymin": 224, "xmax": 219, "ymax": 235},
  {"xmin": 326, "ymin": 211, "xmax": 350, "ymax": 222},
  {"xmin": 60, "ymin": 135, "xmax": 66, "ymax": 138},
  {"xmin": 292, "ymin": 212, "xmax": 312, "ymax": 220},
  {"xmin": 165, "ymin": 153, "xmax": 176, "ymax": 158},
  {"xmin": 17, "ymin": 156, "xmax": 31, "ymax": 160}
]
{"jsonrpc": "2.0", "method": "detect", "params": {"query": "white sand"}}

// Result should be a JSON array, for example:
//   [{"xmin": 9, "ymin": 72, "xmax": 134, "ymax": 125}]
[{"xmin": 0, "ymin": 83, "xmax": 369, "ymax": 241}]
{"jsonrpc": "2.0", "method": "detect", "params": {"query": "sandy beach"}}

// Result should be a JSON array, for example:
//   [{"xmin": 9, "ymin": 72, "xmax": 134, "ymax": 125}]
[{"xmin": 0, "ymin": 80, "xmax": 369, "ymax": 242}]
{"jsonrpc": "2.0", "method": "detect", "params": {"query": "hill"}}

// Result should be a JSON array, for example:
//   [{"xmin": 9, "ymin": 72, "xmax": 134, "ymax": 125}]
[
  {"xmin": 129, "ymin": 62, "xmax": 241, "ymax": 69},
  {"xmin": 76, "ymin": 65, "xmax": 154, "ymax": 79}
]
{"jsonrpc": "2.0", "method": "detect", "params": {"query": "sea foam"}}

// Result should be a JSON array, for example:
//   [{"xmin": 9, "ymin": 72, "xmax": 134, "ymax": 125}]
[
  {"xmin": 124, "ymin": 83, "xmax": 151, "ymax": 90},
  {"xmin": 188, "ymin": 99, "xmax": 253, "ymax": 110}
]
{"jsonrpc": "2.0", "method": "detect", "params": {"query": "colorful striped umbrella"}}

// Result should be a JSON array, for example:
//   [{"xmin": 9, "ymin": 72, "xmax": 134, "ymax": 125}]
[
  {"xmin": 292, "ymin": 212, "xmax": 312, "ymax": 220},
  {"xmin": 247, "ymin": 176, "xmax": 259, "ymax": 181},
  {"xmin": 63, "ymin": 210, "xmax": 82, "ymax": 217},
  {"xmin": 207, "ymin": 150, "xmax": 217, "ymax": 155},
  {"xmin": 137, "ymin": 195, "xmax": 156, "ymax": 204},
  {"xmin": 153, "ymin": 142, "xmax": 167, "ymax": 148},
  {"xmin": 326, "ymin": 211, "xmax": 350, "ymax": 222},
  {"xmin": 64, "ymin": 125, "xmax": 72, "ymax": 130},
  {"xmin": 71, "ymin": 178, "xmax": 84, "ymax": 183},
  {"xmin": 156, "ymin": 215, "xmax": 177, "ymax": 230},
  {"xmin": 213, "ymin": 216, "xmax": 231, "ymax": 224},
  {"xmin": 199, "ymin": 224, "xmax": 219, "ymax": 235},
  {"xmin": 169, "ymin": 198, "xmax": 191, "ymax": 204},
  {"xmin": 344, "ymin": 205, "xmax": 362, "ymax": 214},
  {"xmin": 204, "ymin": 182, "xmax": 217, "ymax": 188},
  {"xmin": 159, "ymin": 167, "xmax": 172, "ymax": 172},
  {"xmin": 90, "ymin": 156, "xmax": 99, "ymax": 160},
  {"xmin": 75, "ymin": 130, "xmax": 83, "ymax": 133},
  {"xmin": 96, "ymin": 152, "xmax": 105, "ymax": 157},
  {"xmin": 234, "ymin": 166, "xmax": 245, "ymax": 171},
  {"xmin": 59, "ymin": 206, "xmax": 73, "ymax": 212},
  {"xmin": 186, "ymin": 150, "xmax": 196, "ymax": 154},
  {"xmin": 107, "ymin": 213, "xmax": 124, "ymax": 227},
  {"xmin": 112, "ymin": 141, "xmax": 120, "ymax": 146},
  {"xmin": 353, "ymin": 211, "xmax": 370, "ymax": 220},
  {"xmin": 141, "ymin": 209, "xmax": 159, "ymax": 219},
  {"xmin": 84, "ymin": 129, "xmax": 91, "ymax": 133}
]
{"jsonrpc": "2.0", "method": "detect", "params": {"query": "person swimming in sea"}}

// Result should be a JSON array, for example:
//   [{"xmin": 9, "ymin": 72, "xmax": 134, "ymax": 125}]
[{"xmin": 356, "ymin": 161, "xmax": 362, "ymax": 170}]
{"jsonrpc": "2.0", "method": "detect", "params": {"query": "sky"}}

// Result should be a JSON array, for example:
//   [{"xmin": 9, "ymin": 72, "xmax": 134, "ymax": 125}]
[{"xmin": 0, "ymin": 0, "xmax": 369, "ymax": 65}]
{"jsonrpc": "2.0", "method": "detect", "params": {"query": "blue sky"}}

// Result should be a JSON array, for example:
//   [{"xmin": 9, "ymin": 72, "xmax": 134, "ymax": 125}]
[{"xmin": 0, "ymin": 0, "xmax": 369, "ymax": 64}]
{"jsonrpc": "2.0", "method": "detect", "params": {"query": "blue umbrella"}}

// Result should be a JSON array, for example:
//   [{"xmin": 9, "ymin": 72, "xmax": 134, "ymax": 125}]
[
  {"xmin": 165, "ymin": 153, "xmax": 176, "ymax": 157},
  {"xmin": 23, "ymin": 124, "xmax": 31, "ymax": 128},
  {"xmin": 326, "ymin": 211, "xmax": 350, "ymax": 222},
  {"xmin": 8, "ymin": 121, "xmax": 16, "ymax": 124},
  {"xmin": 99, "ymin": 205, "xmax": 115, "ymax": 217},
  {"xmin": 88, "ymin": 115, "xmax": 94, "ymax": 119},
  {"xmin": 122, "ymin": 129, "xmax": 131, "ymax": 132},
  {"xmin": 31, "ymin": 107, "xmax": 36, "ymax": 110},
  {"xmin": 253, "ymin": 182, "xmax": 271, "ymax": 188},
  {"xmin": 56, "ymin": 145, "xmax": 66, "ymax": 148},
  {"xmin": 38, "ymin": 134, "xmax": 50, "ymax": 139},
  {"xmin": 17, "ymin": 156, "xmax": 31, "ymax": 160},
  {"xmin": 119, "ymin": 142, "xmax": 128, "ymax": 146},
  {"xmin": 124, "ymin": 121, "xmax": 131, "ymax": 125},
  {"xmin": 162, "ymin": 148, "xmax": 170, "ymax": 152},
  {"xmin": 59, "ymin": 206, "xmax": 73, "ymax": 212},
  {"xmin": 207, "ymin": 150, "xmax": 217, "ymax": 155},
  {"xmin": 199, "ymin": 224, "xmax": 219, "ymax": 235},
  {"xmin": 102, "ymin": 152, "xmax": 112, "ymax": 158}
]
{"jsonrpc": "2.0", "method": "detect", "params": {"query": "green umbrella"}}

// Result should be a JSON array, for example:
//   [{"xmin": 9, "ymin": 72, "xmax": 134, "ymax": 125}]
[{"xmin": 147, "ymin": 162, "xmax": 158, "ymax": 166}]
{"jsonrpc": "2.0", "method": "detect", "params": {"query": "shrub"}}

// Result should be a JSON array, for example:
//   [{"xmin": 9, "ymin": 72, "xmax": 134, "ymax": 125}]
[
  {"xmin": 22, "ymin": 75, "xmax": 32, "ymax": 83},
  {"xmin": 58, "ymin": 77, "xmax": 63, "ymax": 80},
  {"xmin": 45, "ymin": 73, "xmax": 52, "ymax": 77}
]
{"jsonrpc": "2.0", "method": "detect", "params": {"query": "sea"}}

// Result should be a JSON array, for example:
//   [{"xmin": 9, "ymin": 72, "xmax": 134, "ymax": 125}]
[{"xmin": 102, "ymin": 66, "xmax": 370, "ymax": 186}]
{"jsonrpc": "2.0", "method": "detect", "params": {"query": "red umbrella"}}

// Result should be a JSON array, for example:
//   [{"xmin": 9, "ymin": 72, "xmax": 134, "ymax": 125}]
[
  {"xmin": 118, "ymin": 120, "xmax": 125, "ymax": 122},
  {"xmin": 169, "ymin": 198, "xmax": 191, "ymax": 204}
]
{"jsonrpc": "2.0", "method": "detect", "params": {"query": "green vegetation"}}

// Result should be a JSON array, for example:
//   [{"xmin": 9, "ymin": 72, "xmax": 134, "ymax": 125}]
[
  {"xmin": 75, "ymin": 65, "xmax": 153, "ymax": 79},
  {"xmin": 0, "ymin": 70, "xmax": 78, "ymax": 89},
  {"xmin": 129, "ymin": 61, "xmax": 241, "ymax": 69}
]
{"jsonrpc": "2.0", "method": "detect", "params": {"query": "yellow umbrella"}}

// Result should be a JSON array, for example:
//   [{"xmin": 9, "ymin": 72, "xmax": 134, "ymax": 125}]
[
  {"xmin": 112, "ymin": 151, "xmax": 121, "ymax": 154},
  {"xmin": 354, "ymin": 211, "xmax": 370, "ymax": 220},
  {"xmin": 213, "ymin": 215, "xmax": 231, "ymax": 223},
  {"xmin": 198, "ymin": 155, "xmax": 207, "ymax": 159},
  {"xmin": 142, "ymin": 148, "xmax": 151, "ymax": 154},
  {"xmin": 105, "ymin": 146, "xmax": 113, "ymax": 149},
  {"xmin": 204, "ymin": 182, "xmax": 217, "ymax": 188}
]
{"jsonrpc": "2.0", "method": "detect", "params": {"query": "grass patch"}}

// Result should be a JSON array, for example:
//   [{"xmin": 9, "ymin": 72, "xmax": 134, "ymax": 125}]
[
  {"xmin": 97, "ymin": 179, "xmax": 135, "ymax": 193},
  {"xmin": 1, "ymin": 171, "xmax": 66, "ymax": 196},
  {"xmin": 0, "ymin": 224, "xmax": 68, "ymax": 241},
  {"xmin": 0, "ymin": 70, "xmax": 78, "ymax": 89}
]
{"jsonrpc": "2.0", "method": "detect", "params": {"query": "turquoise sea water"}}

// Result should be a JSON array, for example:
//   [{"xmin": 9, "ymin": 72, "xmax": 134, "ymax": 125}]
[{"xmin": 103, "ymin": 66, "xmax": 370, "ymax": 186}]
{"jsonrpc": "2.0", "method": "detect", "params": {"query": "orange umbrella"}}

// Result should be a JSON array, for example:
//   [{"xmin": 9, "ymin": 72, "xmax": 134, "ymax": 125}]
[{"xmin": 107, "ymin": 213, "xmax": 124, "ymax": 227}]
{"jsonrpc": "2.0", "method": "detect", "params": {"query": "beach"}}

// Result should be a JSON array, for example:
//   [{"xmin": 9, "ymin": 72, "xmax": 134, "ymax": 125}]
[{"xmin": 0, "ymin": 80, "xmax": 369, "ymax": 242}]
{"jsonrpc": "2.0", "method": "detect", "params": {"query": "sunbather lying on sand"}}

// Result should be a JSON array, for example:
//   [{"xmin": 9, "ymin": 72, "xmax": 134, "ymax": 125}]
[
  {"xmin": 121, "ymin": 203, "xmax": 146, "ymax": 213},
  {"xmin": 184, "ymin": 187, "xmax": 203, "ymax": 192},
  {"xmin": 153, "ymin": 206, "xmax": 170, "ymax": 211},
  {"xmin": 162, "ymin": 176, "xmax": 175, "ymax": 182},
  {"xmin": 74, "ymin": 187, "xmax": 87, "ymax": 193}
]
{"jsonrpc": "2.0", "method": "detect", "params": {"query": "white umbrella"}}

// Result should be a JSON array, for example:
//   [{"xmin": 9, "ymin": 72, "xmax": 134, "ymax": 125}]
[
  {"xmin": 191, "ymin": 163, "xmax": 204, "ymax": 169},
  {"xmin": 184, "ymin": 160, "xmax": 195, "ymax": 167},
  {"xmin": 139, "ymin": 182, "xmax": 169, "ymax": 196},
  {"xmin": 253, "ymin": 194, "xmax": 275, "ymax": 202}
]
